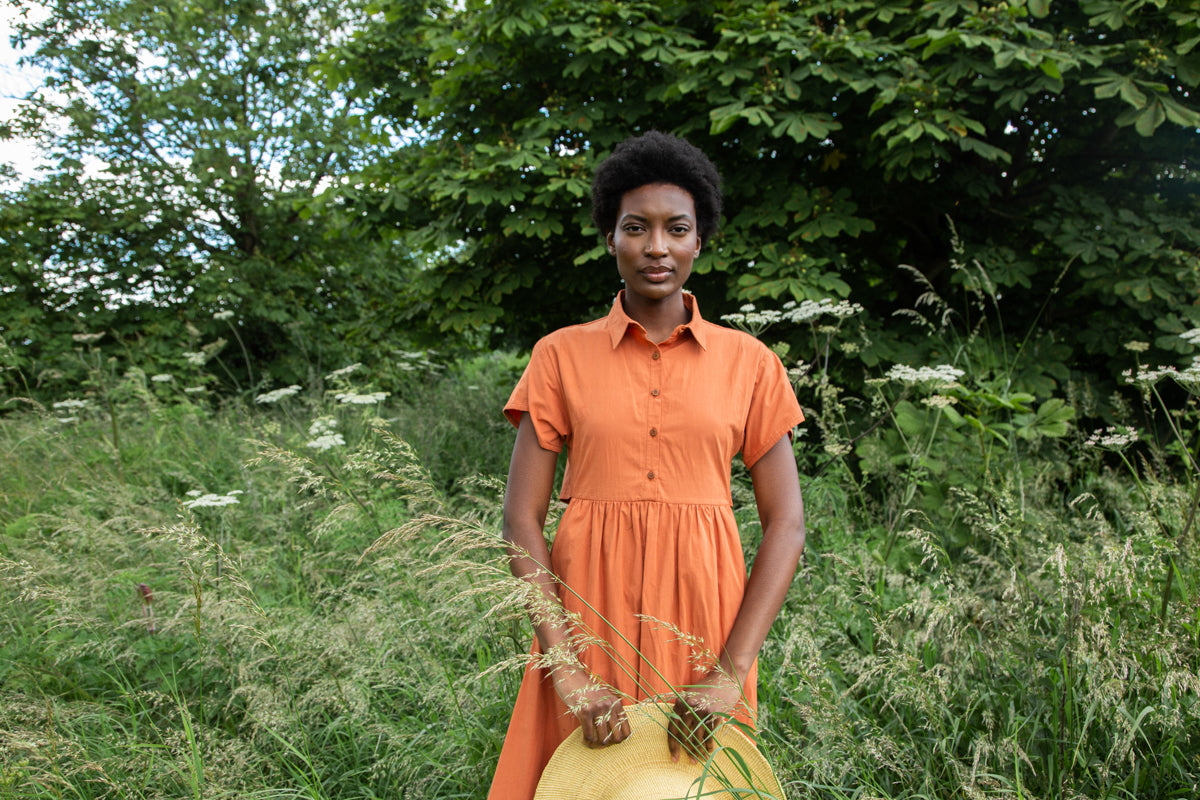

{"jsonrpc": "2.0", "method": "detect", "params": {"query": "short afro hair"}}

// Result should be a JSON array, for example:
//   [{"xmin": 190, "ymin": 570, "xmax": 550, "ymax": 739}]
[{"xmin": 590, "ymin": 131, "xmax": 723, "ymax": 242}]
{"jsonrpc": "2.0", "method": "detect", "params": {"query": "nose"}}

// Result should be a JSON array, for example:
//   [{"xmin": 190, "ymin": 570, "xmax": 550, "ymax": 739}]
[{"xmin": 644, "ymin": 228, "xmax": 668, "ymax": 256}]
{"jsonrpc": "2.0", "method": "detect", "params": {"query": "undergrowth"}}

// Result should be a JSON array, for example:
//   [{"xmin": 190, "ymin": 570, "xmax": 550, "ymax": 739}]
[{"xmin": 2, "ymin": 267, "xmax": 1199, "ymax": 798}]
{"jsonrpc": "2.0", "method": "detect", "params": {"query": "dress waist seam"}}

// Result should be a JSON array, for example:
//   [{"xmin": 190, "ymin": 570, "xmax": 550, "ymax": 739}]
[{"xmin": 562, "ymin": 496, "xmax": 732, "ymax": 509}]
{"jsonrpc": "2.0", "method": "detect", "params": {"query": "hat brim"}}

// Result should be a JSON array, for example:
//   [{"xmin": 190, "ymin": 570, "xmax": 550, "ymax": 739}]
[{"xmin": 533, "ymin": 702, "xmax": 785, "ymax": 800}]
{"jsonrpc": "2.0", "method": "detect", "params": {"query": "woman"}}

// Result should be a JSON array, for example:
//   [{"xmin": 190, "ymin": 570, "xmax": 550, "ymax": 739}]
[{"xmin": 491, "ymin": 131, "xmax": 805, "ymax": 798}]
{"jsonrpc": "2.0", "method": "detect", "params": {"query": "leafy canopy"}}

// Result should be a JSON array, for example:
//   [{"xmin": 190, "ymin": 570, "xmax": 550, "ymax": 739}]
[
  {"xmin": 340, "ymin": 0, "xmax": 1199, "ymax": 388},
  {"xmin": 0, "ymin": 0, "xmax": 408, "ymax": 387}
]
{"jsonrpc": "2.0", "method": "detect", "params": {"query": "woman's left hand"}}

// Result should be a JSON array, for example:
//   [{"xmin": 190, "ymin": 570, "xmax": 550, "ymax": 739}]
[{"xmin": 667, "ymin": 668, "xmax": 743, "ymax": 763}]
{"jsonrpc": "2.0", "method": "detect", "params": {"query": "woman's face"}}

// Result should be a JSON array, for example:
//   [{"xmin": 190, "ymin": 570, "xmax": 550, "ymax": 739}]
[{"xmin": 606, "ymin": 182, "xmax": 701, "ymax": 305}]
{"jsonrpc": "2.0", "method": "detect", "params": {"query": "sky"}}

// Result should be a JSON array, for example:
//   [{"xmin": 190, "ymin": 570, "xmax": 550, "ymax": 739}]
[{"xmin": 1, "ymin": 4, "xmax": 50, "ymax": 185}]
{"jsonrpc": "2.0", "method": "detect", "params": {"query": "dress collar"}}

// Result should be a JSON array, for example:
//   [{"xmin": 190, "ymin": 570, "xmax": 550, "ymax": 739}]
[{"xmin": 604, "ymin": 290, "xmax": 709, "ymax": 351}]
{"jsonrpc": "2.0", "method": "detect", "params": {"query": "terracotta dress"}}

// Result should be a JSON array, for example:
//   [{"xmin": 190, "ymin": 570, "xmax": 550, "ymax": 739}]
[{"xmin": 489, "ymin": 292, "xmax": 804, "ymax": 800}]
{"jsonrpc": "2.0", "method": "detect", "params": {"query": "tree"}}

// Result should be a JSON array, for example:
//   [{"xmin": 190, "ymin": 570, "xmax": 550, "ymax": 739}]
[
  {"xmin": 339, "ymin": 0, "xmax": 1200, "ymax": 390},
  {"xmin": 0, "ymin": 0, "xmax": 402, "ymax": 388}
]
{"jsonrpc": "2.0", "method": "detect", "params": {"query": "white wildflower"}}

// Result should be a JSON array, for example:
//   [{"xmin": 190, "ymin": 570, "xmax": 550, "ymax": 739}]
[
  {"xmin": 213, "ymin": 310, "xmax": 235, "ymax": 321},
  {"xmin": 782, "ymin": 298, "xmax": 864, "ymax": 324},
  {"xmin": 721, "ymin": 307, "xmax": 783, "ymax": 336},
  {"xmin": 72, "ymin": 332, "xmax": 105, "ymax": 344},
  {"xmin": 52, "ymin": 399, "xmax": 89, "ymax": 410},
  {"xmin": 183, "ymin": 492, "xmax": 241, "ymax": 509},
  {"xmin": 255, "ymin": 385, "xmax": 303, "ymax": 404},
  {"xmin": 325, "ymin": 363, "xmax": 363, "ymax": 380},
  {"xmin": 186, "ymin": 490, "xmax": 203, "ymax": 497},
  {"xmin": 150, "ymin": 374, "xmax": 174, "ymax": 383},
  {"xmin": 184, "ymin": 386, "xmax": 206, "ymax": 394},
  {"xmin": 1180, "ymin": 328, "xmax": 1200, "ymax": 346},
  {"xmin": 1127, "ymin": 363, "xmax": 1200, "ymax": 387},
  {"xmin": 922, "ymin": 394, "xmax": 958, "ymax": 408},
  {"xmin": 885, "ymin": 364, "xmax": 965, "ymax": 387},
  {"xmin": 336, "ymin": 391, "xmax": 388, "ymax": 405},
  {"xmin": 56, "ymin": 417, "xmax": 78, "ymax": 424},
  {"xmin": 1179, "ymin": 359, "xmax": 1200, "ymax": 388},
  {"xmin": 307, "ymin": 433, "xmax": 346, "ymax": 451},
  {"xmin": 1123, "ymin": 340, "xmax": 1149, "ymax": 353},
  {"xmin": 183, "ymin": 351, "xmax": 207, "ymax": 366},
  {"xmin": 308, "ymin": 416, "xmax": 338, "ymax": 437},
  {"xmin": 394, "ymin": 350, "xmax": 441, "ymax": 372},
  {"xmin": 1085, "ymin": 426, "xmax": 1139, "ymax": 450}
]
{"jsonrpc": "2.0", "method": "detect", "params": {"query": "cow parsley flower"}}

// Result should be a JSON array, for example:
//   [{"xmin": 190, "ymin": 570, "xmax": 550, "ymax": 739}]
[
  {"xmin": 885, "ymin": 364, "xmax": 965, "ymax": 387},
  {"xmin": 325, "ymin": 363, "xmax": 362, "ymax": 380},
  {"xmin": 1180, "ymin": 328, "xmax": 1200, "ymax": 346},
  {"xmin": 721, "ymin": 304, "xmax": 782, "ymax": 335},
  {"xmin": 336, "ymin": 391, "xmax": 388, "ymax": 405},
  {"xmin": 922, "ymin": 394, "xmax": 958, "ymax": 408},
  {"xmin": 183, "ymin": 491, "xmax": 242, "ymax": 509},
  {"xmin": 1085, "ymin": 426, "xmax": 1139, "ymax": 450},
  {"xmin": 783, "ymin": 298, "xmax": 864, "ymax": 323},
  {"xmin": 72, "ymin": 332, "xmax": 106, "ymax": 344},
  {"xmin": 52, "ymin": 399, "xmax": 90, "ymax": 410},
  {"xmin": 1127, "ymin": 363, "xmax": 1200, "ymax": 388},
  {"xmin": 183, "ymin": 351, "xmax": 207, "ymax": 366},
  {"xmin": 213, "ymin": 310, "xmax": 235, "ymax": 321},
  {"xmin": 255, "ymin": 385, "xmax": 302, "ymax": 404},
  {"xmin": 395, "ymin": 351, "xmax": 440, "ymax": 372},
  {"xmin": 307, "ymin": 433, "xmax": 346, "ymax": 451},
  {"xmin": 308, "ymin": 416, "xmax": 338, "ymax": 437},
  {"xmin": 150, "ymin": 374, "xmax": 174, "ymax": 383}
]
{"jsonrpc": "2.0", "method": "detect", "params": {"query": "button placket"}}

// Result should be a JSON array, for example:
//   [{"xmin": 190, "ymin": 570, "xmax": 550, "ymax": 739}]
[{"xmin": 647, "ymin": 343, "xmax": 664, "ymax": 490}]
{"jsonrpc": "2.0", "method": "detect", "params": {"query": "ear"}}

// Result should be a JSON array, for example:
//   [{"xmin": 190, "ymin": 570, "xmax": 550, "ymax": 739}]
[
  {"xmin": 694, "ymin": 237, "xmax": 702, "ymax": 257},
  {"xmin": 606, "ymin": 232, "xmax": 616, "ymax": 255}
]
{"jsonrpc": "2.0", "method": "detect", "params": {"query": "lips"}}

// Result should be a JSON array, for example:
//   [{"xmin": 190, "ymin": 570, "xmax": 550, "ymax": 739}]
[{"xmin": 641, "ymin": 266, "xmax": 673, "ymax": 282}]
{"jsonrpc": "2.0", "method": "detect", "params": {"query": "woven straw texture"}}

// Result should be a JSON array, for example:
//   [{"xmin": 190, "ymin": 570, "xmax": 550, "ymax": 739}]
[{"xmin": 533, "ymin": 703, "xmax": 785, "ymax": 800}]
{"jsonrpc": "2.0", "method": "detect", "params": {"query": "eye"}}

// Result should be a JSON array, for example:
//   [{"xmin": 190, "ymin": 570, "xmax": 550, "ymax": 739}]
[{"xmin": 622, "ymin": 223, "xmax": 646, "ymax": 234}]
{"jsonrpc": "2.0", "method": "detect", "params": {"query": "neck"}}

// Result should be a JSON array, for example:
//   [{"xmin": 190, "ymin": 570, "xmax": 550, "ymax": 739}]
[{"xmin": 622, "ymin": 290, "xmax": 690, "ymax": 343}]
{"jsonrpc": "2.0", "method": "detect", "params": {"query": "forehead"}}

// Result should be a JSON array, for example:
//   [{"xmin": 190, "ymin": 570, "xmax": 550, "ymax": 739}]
[{"xmin": 617, "ymin": 182, "xmax": 696, "ymax": 218}]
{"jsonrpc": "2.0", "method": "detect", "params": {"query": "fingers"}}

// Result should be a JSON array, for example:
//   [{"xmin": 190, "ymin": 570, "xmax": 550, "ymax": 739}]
[
  {"xmin": 668, "ymin": 698, "xmax": 715, "ymax": 763},
  {"xmin": 579, "ymin": 701, "xmax": 632, "ymax": 748}
]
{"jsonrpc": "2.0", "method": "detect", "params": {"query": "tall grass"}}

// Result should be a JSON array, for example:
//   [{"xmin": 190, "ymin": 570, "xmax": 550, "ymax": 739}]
[
  {"xmin": 2, "ymin": 274, "xmax": 1199, "ymax": 798},
  {"xmin": 0, "ymin": 356, "xmax": 524, "ymax": 798}
]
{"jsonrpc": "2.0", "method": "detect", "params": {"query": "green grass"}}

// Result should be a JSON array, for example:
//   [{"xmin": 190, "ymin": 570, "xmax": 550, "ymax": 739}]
[{"xmin": 1, "ymin": 347, "xmax": 1198, "ymax": 799}]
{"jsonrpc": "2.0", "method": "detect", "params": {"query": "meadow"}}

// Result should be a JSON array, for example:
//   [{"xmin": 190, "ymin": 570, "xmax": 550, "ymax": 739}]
[{"xmin": 1, "ymin": 305, "xmax": 1198, "ymax": 800}]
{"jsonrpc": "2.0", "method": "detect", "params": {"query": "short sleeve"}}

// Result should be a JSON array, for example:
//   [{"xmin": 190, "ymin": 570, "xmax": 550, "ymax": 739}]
[
  {"xmin": 740, "ymin": 346, "xmax": 804, "ymax": 468},
  {"xmin": 504, "ymin": 337, "xmax": 570, "ymax": 453}
]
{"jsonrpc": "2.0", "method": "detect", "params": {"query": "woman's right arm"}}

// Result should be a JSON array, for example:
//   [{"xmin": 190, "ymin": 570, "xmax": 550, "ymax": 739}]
[{"xmin": 502, "ymin": 412, "xmax": 631, "ymax": 748}]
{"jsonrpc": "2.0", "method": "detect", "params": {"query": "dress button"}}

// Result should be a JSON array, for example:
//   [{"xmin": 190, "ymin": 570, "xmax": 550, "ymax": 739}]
[
  {"xmin": 647, "ymin": 471, "xmax": 655, "ymax": 480},
  {"xmin": 649, "ymin": 428, "xmax": 658, "ymax": 437},
  {"xmin": 651, "ymin": 389, "xmax": 660, "ymax": 397},
  {"xmin": 651, "ymin": 351, "xmax": 661, "ymax": 360}
]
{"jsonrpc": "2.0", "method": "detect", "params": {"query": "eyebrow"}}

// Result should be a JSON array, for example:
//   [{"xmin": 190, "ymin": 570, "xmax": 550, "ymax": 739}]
[{"xmin": 618, "ymin": 212, "xmax": 695, "ymax": 223}]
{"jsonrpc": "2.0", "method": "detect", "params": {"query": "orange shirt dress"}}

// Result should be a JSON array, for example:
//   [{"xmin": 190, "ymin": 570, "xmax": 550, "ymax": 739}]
[{"xmin": 489, "ymin": 292, "xmax": 804, "ymax": 799}]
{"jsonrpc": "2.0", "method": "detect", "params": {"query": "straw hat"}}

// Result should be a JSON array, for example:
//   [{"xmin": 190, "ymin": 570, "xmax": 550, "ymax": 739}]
[{"xmin": 533, "ymin": 702, "xmax": 785, "ymax": 800}]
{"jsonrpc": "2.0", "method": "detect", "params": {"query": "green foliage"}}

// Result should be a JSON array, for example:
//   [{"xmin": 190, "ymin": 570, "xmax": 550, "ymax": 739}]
[
  {"xmin": 0, "ymin": 352, "xmax": 526, "ymax": 798},
  {"xmin": 3, "ymin": 329, "xmax": 1199, "ymax": 798},
  {"xmin": 0, "ymin": 0, "xmax": 415, "ymax": 389},
  {"xmin": 338, "ymin": 0, "xmax": 1199, "ymax": 384}
]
